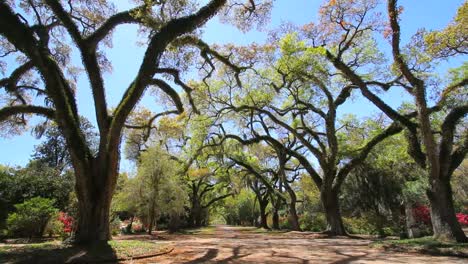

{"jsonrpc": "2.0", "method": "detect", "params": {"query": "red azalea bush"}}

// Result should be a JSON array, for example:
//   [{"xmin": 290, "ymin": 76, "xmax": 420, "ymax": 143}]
[
  {"xmin": 413, "ymin": 205, "xmax": 468, "ymax": 227},
  {"xmin": 412, "ymin": 205, "xmax": 431, "ymax": 225},
  {"xmin": 58, "ymin": 212, "xmax": 74, "ymax": 234},
  {"xmin": 456, "ymin": 213, "xmax": 468, "ymax": 226},
  {"xmin": 132, "ymin": 223, "xmax": 144, "ymax": 233}
]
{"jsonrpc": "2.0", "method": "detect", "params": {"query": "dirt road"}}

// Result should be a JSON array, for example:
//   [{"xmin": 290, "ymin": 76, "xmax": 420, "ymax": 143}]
[{"xmin": 130, "ymin": 225, "xmax": 466, "ymax": 263}]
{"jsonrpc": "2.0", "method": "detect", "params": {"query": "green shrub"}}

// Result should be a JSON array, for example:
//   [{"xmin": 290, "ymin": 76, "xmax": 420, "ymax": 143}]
[
  {"xmin": 110, "ymin": 218, "xmax": 121, "ymax": 236},
  {"xmin": 343, "ymin": 216, "xmax": 375, "ymax": 235},
  {"xmin": 279, "ymin": 216, "xmax": 291, "ymax": 230},
  {"xmin": 300, "ymin": 212, "xmax": 326, "ymax": 232},
  {"xmin": 343, "ymin": 214, "xmax": 399, "ymax": 237},
  {"xmin": 7, "ymin": 197, "xmax": 58, "ymax": 238}
]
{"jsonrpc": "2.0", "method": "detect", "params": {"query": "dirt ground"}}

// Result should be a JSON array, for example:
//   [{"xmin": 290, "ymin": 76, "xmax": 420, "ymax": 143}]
[{"xmin": 124, "ymin": 225, "xmax": 467, "ymax": 264}]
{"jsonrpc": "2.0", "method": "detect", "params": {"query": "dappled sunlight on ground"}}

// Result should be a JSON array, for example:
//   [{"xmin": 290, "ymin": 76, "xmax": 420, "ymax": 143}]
[{"xmin": 127, "ymin": 225, "xmax": 467, "ymax": 263}]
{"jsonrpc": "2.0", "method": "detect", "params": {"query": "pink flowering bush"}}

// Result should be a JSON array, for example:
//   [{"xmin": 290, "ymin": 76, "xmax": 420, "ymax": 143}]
[
  {"xmin": 412, "ymin": 205, "xmax": 431, "ymax": 225},
  {"xmin": 456, "ymin": 213, "xmax": 468, "ymax": 226},
  {"xmin": 413, "ymin": 205, "xmax": 468, "ymax": 227},
  {"xmin": 58, "ymin": 212, "xmax": 74, "ymax": 234}
]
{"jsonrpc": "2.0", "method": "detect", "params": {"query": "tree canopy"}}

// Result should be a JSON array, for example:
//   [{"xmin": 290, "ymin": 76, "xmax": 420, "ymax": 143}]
[{"xmin": 0, "ymin": 0, "xmax": 466, "ymax": 244}]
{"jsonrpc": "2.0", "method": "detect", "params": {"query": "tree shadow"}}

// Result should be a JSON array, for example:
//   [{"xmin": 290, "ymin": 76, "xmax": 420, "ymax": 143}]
[
  {"xmin": 330, "ymin": 249, "xmax": 369, "ymax": 264},
  {"xmin": 218, "ymin": 246, "xmax": 251, "ymax": 263},
  {"xmin": 184, "ymin": 248, "xmax": 219, "ymax": 264},
  {"xmin": 319, "ymin": 231, "xmax": 366, "ymax": 240},
  {"xmin": 270, "ymin": 249, "xmax": 310, "ymax": 263},
  {"xmin": 182, "ymin": 246, "xmax": 253, "ymax": 264},
  {"xmin": 0, "ymin": 242, "xmax": 118, "ymax": 264}
]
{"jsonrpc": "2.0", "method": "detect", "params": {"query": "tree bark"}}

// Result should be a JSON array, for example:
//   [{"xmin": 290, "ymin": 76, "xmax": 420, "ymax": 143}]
[
  {"xmin": 74, "ymin": 179, "xmax": 114, "ymax": 243},
  {"xmin": 74, "ymin": 198, "xmax": 112, "ymax": 244},
  {"xmin": 189, "ymin": 184, "xmax": 205, "ymax": 227},
  {"xmin": 284, "ymin": 183, "xmax": 301, "ymax": 231},
  {"xmin": 427, "ymin": 179, "xmax": 467, "ymax": 242},
  {"xmin": 321, "ymin": 189, "xmax": 346, "ymax": 236},
  {"xmin": 147, "ymin": 200, "xmax": 155, "ymax": 235},
  {"xmin": 288, "ymin": 203, "xmax": 301, "ymax": 231},
  {"xmin": 70, "ymin": 157, "xmax": 119, "ymax": 245},
  {"xmin": 272, "ymin": 208, "xmax": 280, "ymax": 230},
  {"xmin": 192, "ymin": 206, "xmax": 204, "ymax": 227},
  {"xmin": 259, "ymin": 199, "xmax": 269, "ymax": 229}
]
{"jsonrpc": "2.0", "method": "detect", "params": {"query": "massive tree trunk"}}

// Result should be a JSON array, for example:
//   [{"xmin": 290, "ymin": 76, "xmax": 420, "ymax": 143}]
[
  {"xmin": 73, "ymin": 159, "xmax": 118, "ymax": 244},
  {"xmin": 427, "ymin": 178, "xmax": 467, "ymax": 242},
  {"xmin": 414, "ymin": 90, "xmax": 466, "ymax": 242},
  {"xmin": 74, "ymin": 192, "xmax": 113, "ymax": 243},
  {"xmin": 321, "ymin": 188, "xmax": 346, "ymax": 236}
]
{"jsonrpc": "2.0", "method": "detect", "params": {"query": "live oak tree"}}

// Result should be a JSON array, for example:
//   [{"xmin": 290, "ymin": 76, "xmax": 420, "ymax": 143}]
[
  {"xmin": 197, "ymin": 31, "xmax": 405, "ymax": 235},
  {"xmin": 247, "ymin": 176, "xmax": 271, "ymax": 229},
  {"xmin": 224, "ymin": 142, "xmax": 295, "ymax": 230},
  {"xmin": 311, "ymin": 0, "xmax": 467, "ymax": 242},
  {"xmin": 0, "ymin": 0, "xmax": 271, "ymax": 244},
  {"xmin": 383, "ymin": 0, "xmax": 466, "ymax": 242}
]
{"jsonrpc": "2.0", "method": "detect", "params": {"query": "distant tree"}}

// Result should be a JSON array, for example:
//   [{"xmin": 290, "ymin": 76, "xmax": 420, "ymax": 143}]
[
  {"xmin": 133, "ymin": 146, "xmax": 188, "ymax": 234},
  {"xmin": 0, "ymin": 165, "xmax": 15, "ymax": 230},
  {"xmin": 222, "ymin": 189, "xmax": 258, "ymax": 226},
  {"xmin": 32, "ymin": 118, "xmax": 98, "ymax": 172},
  {"xmin": 452, "ymin": 160, "xmax": 468, "ymax": 213}
]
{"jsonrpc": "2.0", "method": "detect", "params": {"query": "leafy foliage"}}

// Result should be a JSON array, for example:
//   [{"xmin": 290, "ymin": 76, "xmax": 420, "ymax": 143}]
[
  {"xmin": 113, "ymin": 145, "xmax": 189, "ymax": 232},
  {"xmin": 0, "ymin": 161, "xmax": 73, "ymax": 231},
  {"xmin": 221, "ymin": 189, "xmax": 258, "ymax": 226},
  {"xmin": 7, "ymin": 197, "xmax": 58, "ymax": 238}
]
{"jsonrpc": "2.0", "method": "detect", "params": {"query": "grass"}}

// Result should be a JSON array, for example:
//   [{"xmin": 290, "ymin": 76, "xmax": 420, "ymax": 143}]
[
  {"xmin": 108, "ymin": 239, "xmax": 169, "ymax": 258},
  {"xmin": 0, "ymin": 239, "xmax": 172, "ymax": 263},
  {"xmin": 178, "ymin": 225, "xmax": 217, "ymax": 235},
  {"xmin": 240, "ymin": 227, "xmax": 289, "ymax": 234},
  {"xmin": 370, "ymin": 236, "xmax": 468, "ymax": 257}
]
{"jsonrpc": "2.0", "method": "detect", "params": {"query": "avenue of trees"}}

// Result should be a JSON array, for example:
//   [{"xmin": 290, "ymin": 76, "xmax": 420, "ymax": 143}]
[{"xmin": 0, "ymin": 0, "xmax": 466, "ymax": 245}]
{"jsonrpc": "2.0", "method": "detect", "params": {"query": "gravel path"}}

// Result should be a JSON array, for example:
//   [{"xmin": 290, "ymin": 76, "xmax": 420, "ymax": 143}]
[{"xmin": 128, "ymin": 225, "xmax": 467, "ymax": 264}]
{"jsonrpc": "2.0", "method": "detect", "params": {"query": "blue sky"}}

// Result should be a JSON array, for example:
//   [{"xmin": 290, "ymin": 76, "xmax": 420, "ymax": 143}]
[{"xmin": 0, "ymin": 0, "xmax": 465, "ymax": 170}]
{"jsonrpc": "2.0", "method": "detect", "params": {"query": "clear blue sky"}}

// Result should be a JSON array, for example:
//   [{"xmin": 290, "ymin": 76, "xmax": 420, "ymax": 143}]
[{"xmin": 0, "ymin": 0, "xmax": 465, "ymax": 171}]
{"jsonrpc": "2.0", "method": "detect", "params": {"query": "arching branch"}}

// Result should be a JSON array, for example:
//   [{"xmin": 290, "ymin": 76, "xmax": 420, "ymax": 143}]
[
  {"xmin": 155, "ymin": 68, "xmax": 199, "ymax": 114},
  {"xmin": 440, "ymin": 104, "xmax": 468, "ymax": 178},
  {"xmin": 109, "ymin": 0, "xmax": 227, "ymax": 150},
  {"xmin": 333, "ymin": 122, "xmax": 403, "ymax": 191},
  {"xmin": 149, "ymin": 79, "xmax": 184, "ymax": 113},
  {"xmin": 0, "ymin": 105, "xmax": 55, "ymax": 121}
]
